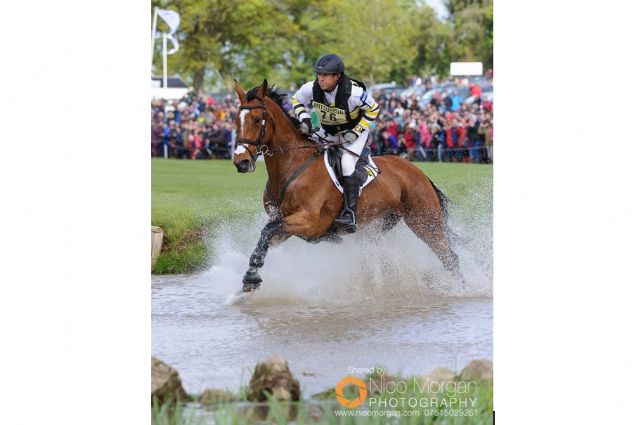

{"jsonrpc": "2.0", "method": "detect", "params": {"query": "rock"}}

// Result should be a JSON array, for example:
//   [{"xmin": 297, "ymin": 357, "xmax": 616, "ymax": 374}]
[
  {"xmin": 427, "ymin": 367, "xmax": 456, "ymax": 383},
  {"xmin": 422, "ymin": 367, "xmax": 456, "ymax": 387},
  {"xmin": 200, "ymin": 388, "xmax": 235, "ymax": 405},
  {"xmin": 247, "ymin": 356, "xmax": 301, "ymax": 402},
  {"xmin": 151, "ymin": 357, "xmax": 188, "ymax": 405},
  {"xmin": 459, "ymin": 359, "xmax": 493, "ymax": 382},
  {"xmin": 417, "ymin": 368, "xmax": 456, "ymax": 394}
]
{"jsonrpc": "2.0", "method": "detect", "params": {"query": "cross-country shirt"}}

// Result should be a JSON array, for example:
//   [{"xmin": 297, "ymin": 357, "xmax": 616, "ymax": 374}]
[{"xmin": 291, "ymin": 78, "xmax": 379, "ymax": 134}]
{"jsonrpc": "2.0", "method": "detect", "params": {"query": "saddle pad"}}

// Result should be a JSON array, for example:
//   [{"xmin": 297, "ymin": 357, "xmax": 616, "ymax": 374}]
[{"xmin": 323, "ymin": 150, "xmax": 379, "ymax": 194}]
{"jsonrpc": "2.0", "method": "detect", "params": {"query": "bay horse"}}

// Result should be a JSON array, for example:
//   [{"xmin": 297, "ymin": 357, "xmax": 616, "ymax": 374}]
[{"xmin": 232, "ymin": 79, "xmax": 462, "ymax": 293}]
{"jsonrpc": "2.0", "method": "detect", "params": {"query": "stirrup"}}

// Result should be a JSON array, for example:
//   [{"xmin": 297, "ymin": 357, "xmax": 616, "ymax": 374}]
[
  {"xmin": 335, "ymin": 208, "xmax": 355, "ymax": 223},
  {"xmin": 334, "ymin": 208, "xmax": 357, "ymax": 233}
]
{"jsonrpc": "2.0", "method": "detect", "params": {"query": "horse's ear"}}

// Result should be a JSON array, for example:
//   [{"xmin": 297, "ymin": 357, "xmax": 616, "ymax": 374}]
[
  {"xmin": 257, "ymin": 78, "xmax": 268, "ymax": 98},
  {"xmin": 234, "ymin": 79, "xmax": 246, "ymax": 103}
]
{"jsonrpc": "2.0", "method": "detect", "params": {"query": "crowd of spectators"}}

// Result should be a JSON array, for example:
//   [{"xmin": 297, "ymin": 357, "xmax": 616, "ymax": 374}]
[
  {"xmin": 370, "ymin": 81, "xmax": 493, "ymax": 163},
  {"xmin": 151, "ymin": 91, "xmax": 238, "ymax": 160},
  {"xmin": 151, "ymin": 76, "xmax": 493, "ymax": 163}
]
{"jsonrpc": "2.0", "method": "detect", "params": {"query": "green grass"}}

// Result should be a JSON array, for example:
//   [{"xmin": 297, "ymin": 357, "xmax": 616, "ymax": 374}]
[
  {"xmin": 151, "ymin": 159, "xmax": 265, "ymax": 273},
  {"xmin": 152, "ymin": 378, "xmax": 493, "ymax": 425},
  {"xmin": 151, "ymin": 159, "xmax": 492, "ymax": 274}
]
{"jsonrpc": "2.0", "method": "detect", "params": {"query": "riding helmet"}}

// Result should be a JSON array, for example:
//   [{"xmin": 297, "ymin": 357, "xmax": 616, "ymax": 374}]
[{"xmin": 314, "ymin": 54, "xmax": 344, "ymax": 74}]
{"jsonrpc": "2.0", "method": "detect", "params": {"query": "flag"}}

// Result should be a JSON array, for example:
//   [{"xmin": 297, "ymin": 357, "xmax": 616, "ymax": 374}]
[
  {"xmin": 157, "ymin": 9, "xmax": 180, "ymax": 35},
  {"xmin": 166, "ymin": 34, "xmax": 179, "ymax": 55}
]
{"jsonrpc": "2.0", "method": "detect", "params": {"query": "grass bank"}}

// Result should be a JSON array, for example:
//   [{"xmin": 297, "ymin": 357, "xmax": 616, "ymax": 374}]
[
  {"xmin": 151, "ymin": 159, "xmax": 492, "ymax": 274},
  {"xmin": 152, "ymin": 377, "xmax": 493, "ymax": 425}
]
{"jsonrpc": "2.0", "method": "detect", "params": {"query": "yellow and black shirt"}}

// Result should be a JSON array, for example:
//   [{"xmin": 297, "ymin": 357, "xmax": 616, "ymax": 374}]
[{"xmin": 291, "ymin": 74, "xmax": 379, "ymax": 135}]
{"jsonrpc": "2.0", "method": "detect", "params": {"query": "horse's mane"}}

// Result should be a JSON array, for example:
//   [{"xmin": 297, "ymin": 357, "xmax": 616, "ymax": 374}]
[{"xmin": 247, "ymin": 84, "xmax": 301, "ymax": 129}]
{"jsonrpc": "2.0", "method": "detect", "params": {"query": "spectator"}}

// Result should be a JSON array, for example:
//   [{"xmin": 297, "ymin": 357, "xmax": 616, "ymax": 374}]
[
  {"xmin": 151, "ymin": 119, "xmax": 164, "ymax": 157},
  {"xmin": 443, "ymin": 92, "xmax": 453, "ymax": 112},
  {"xmin": 416, "ymin": 118, "xmax": 431, "ymax": 161},
  {"xmin": 403, "ymin": 124, "xmax": 418, "ymax": 161},
  {"xmin": 397, "ymin": 134, "xmax": 408, "ymax": 158},
  {"xmin": 150, "ymin": 74, "xmax": 494, "ymax": 165},
  {"xmin": 478, "ymin": 115, "xmax": 493, "ymax": 163},
  {"xmin": 451, "ymin": 91, "xmax": 463, "ymax": 112},
  {"xmin": 454, "ymin": 119, "xmax": 467, "ymax": 162},
  {"xmin": 466, "ymin": 115, "xmax": 482, "ymax": 163},
  {"xmin": 382, "ymin": 129, "xmax": 398, "ymax": 155},
  {"xmin": 444, "ymin": 118, "xmax": 455, "ymax": 162},
  {"xmin": 207, "ymin": 122, "xmax": 227, "ymax": 159},
  {"xmin": 163, "ymin": 120, "xmax": 179, "ymax": 157}
]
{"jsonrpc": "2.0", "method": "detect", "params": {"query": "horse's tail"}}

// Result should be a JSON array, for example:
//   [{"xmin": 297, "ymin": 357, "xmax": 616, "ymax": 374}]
[{"xmin": 427, "ymin": 178, "xmax": 463, "ymax": 245}]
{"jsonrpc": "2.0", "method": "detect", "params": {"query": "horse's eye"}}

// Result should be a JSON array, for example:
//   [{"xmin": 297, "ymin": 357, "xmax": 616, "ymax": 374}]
[{"xmin": 254, "ymin": 117, "xmax": 260, "ymax": 125}]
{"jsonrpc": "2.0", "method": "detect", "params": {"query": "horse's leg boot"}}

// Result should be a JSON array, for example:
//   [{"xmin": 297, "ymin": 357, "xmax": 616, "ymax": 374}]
[
  {"xmin": 242, "ymin": 267, "xmax": 262, "ymax": 292},
  {"xmin": 334, "ymin": 174, "xmax": 361, "ymax": 233}
]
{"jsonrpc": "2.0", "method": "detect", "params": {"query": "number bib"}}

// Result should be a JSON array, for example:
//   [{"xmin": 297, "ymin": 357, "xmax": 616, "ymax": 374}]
[{"xmin": 312, "ymin": 101, "xmax": 349, "ymax": 125}]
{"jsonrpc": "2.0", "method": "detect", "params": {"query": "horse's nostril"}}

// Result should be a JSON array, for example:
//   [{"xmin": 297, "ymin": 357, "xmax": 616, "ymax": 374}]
[{"xmin": 241, "ymin": 160, "xmax": 250, "ymax": 169}]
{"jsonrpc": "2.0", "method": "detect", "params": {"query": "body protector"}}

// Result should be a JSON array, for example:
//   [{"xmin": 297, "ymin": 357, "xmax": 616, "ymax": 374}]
[
  {"xmin": 291, "ymin": 76, "xmax": 379, "ymax": 138},
  {"xmin": 311, "ymin": 74, "xmax": 367, "ymax": 135}
]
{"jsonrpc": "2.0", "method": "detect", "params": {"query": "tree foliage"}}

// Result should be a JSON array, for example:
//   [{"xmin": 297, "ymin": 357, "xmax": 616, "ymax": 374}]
[
  {"xmin": 445, "ymin": 0, "xmax": 493, "ymax": 69},
  {"xmin": 151, "ymin": 0, "xmax": 493, "ymax": 92}
]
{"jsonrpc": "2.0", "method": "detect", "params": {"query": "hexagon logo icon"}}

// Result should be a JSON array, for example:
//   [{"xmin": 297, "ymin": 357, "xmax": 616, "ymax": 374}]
[{"xmin": 335, "ymin": 376, "xmax": 368, "ymax": 408}]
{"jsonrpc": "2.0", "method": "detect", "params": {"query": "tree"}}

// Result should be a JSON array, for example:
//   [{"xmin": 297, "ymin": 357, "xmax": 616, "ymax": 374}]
[
  {"xmin": 312, "ymin": 0, "xmax": 420, "ymax": 84},
  {"xmin": 444, "ymin": 0, "xmax": 493, "ymax": 70},
  {"xmin": 151, "ymin": 0, "xmax": 301, "ymax": 93},
  {"xmin": 409, "ymin": 3, "xmax": 451, "ymax": 78},
  {"xmin": 444, "ymin": 0, "xmax": 488, "ymax": 17},
  {"xmin": 149, "ymin": 0, "xmax": 493, "ymax": 90}
]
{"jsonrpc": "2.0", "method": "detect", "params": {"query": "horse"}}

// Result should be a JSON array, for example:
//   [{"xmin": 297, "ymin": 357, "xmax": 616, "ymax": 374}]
[{"xmin": 232, "ymin": 79, "xmax": 463, "ymax": 293}]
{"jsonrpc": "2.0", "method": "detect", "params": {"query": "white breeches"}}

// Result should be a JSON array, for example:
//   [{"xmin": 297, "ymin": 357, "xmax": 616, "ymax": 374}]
[{"xmin": 316, "ymin": 127, "xmax": 369, "ymax": 176}]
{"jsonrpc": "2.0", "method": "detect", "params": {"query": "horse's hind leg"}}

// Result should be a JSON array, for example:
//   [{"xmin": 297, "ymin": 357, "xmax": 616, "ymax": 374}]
[
  {"xmin": 242, "ymin": 218, "xmax": 290, "ymax": 292},
  {"xmin": 403, "ymin": 214, "xmax": 463, "ymax": 282}
]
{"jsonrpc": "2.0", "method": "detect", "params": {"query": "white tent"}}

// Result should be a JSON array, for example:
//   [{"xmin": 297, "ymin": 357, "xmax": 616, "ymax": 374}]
[{"xmin": 151, "ymin": 77, "xmax": 189, "ymax": 100}]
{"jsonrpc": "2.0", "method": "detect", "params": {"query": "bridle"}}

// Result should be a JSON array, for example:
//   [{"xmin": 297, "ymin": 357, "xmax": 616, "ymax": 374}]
[{"xmin": 235, "ymin": 97, "xmax": 271, "ymax": 160}]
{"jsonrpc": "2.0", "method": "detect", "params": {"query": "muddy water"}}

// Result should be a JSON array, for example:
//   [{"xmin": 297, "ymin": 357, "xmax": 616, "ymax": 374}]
[{"xmin": 152, "ymin": 218, "xmax": 492, "ymax": 397}]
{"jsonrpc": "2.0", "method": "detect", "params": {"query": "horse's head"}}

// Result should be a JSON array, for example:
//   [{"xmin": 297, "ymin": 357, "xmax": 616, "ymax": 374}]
[{"xmin": 232, "ymin": 79, "xmax": 274, "ymax": 173}]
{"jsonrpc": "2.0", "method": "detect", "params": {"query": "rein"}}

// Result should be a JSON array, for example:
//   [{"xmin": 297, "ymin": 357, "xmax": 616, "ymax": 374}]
[
  {"xmin": 236, "ymin": 97, "xmax": 352, "ymax": 157},
  {"xmin": 237, "ymin": 95, "xmax": 364, "ymax": 210}
]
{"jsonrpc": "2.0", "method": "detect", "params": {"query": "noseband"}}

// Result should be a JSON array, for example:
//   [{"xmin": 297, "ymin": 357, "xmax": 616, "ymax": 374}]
[{"xmin": 236, "ymin": 98, "xmax": 270, "ymax": 160}]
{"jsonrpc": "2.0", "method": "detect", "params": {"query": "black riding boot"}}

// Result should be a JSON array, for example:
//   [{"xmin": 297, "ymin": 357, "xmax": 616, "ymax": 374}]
[{"xmin": 334, "ymin": 174, "xmax": 361, "ymax": 233}]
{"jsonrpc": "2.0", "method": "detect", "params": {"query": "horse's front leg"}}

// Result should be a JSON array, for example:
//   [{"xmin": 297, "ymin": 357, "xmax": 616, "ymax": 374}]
[{"xmin": 242, "ymin": 218, "xmax": 288, "ymax": 292}]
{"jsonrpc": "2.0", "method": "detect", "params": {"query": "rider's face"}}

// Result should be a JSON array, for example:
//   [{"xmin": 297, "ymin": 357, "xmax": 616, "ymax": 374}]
[{"xmin": 317, "ymin": 73, "xmax": 340, "ymax": 91}]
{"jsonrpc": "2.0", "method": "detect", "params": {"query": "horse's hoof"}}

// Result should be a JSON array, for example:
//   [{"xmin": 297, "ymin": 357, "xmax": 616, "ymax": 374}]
[
  {"xmin": 242, "ymin": 270, "xmax": 262, "ymax": 292},
  {"xmin": 242, "ymin": 282, "xmax": 260, "ymax": 293},
  {"xmin": 342, "ymin": 224, "xmax": 357, "ymax": 234}
]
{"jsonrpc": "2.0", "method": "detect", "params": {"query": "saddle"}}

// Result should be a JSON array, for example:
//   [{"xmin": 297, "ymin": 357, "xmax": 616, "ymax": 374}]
[{"xmin": 324, "ymin": 146, "xmax": 379, "ymax": 194}]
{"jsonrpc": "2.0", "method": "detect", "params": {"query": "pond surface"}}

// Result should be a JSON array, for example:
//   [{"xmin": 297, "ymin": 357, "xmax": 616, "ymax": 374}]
[{"xmin": 152, "ymin": 221, "xmax": 492, "ymax": 397}]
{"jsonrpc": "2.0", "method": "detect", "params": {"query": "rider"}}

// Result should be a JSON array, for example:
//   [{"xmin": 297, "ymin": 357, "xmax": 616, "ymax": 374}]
[{"xmin": 291, "ymin": 53, "xmax": 380, "ymax": 233}]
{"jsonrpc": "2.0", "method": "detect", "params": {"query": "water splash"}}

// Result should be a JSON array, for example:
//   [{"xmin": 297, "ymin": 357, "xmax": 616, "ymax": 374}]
[{"xmin": 205, "ymin": 198, "xmax": 492, "ymax": 306}]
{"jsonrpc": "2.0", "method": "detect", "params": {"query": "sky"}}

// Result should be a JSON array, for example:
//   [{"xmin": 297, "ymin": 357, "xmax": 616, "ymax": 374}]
[{"xmin": 424, "ymin": 0, "xmax": 448, "ymax": 20}]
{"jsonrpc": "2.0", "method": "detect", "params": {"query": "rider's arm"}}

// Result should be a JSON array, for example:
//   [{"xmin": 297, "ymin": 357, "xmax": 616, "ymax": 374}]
[
  {"xmin": 291, "ymin": 82, "xmax": 314, "ymax": 122},
  {"xmin": 349, "ymin": 87, "xmax": 380, "ymax": 133}
]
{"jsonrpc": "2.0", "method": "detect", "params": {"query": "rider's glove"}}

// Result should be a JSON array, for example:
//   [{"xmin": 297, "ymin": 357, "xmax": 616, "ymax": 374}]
[
  {"xmin": 300, "ymin": 118, "xmax": 313, "ymax": 135},
  {"xmin": 341, "ymin": 129, "xmax": 359, "ymax": 144}
]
